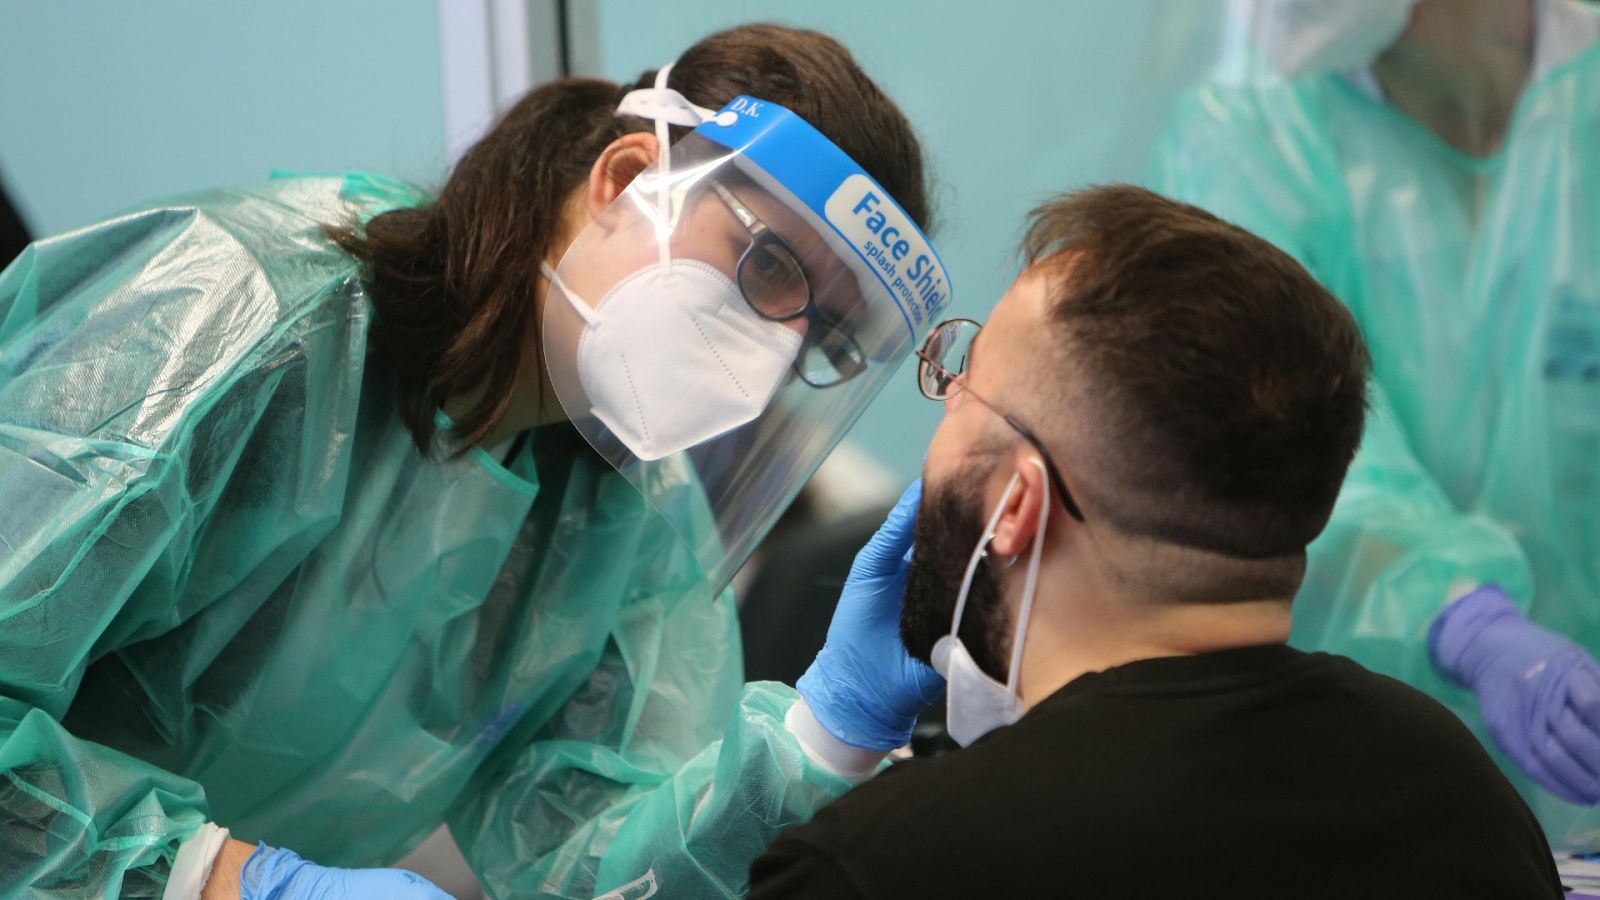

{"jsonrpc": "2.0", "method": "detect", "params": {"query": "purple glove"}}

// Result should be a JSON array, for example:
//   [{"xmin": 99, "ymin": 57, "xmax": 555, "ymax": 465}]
[
  {"xmin": 797, "ymin": 480, "xmax": 945, "ymax": 751},
  {"xmin": 1430, "ymin": 584, "xmax": 1600, "ymax": 805}
]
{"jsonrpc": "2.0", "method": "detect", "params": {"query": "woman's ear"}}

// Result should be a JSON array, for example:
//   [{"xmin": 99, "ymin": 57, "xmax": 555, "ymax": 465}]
[
  {"xmin": 586, "ymin": 132, "xmax": 660, "ymax": 217},
  {"xmin": 990, "ymin": 455, "xmax": 1047, "ymax": 558}
]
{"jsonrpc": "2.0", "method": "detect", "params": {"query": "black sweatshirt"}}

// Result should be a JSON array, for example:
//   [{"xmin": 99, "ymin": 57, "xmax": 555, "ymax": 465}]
[{"xmin": 751, "ymin": 645, "xmax": 1561, "ymax": 899}]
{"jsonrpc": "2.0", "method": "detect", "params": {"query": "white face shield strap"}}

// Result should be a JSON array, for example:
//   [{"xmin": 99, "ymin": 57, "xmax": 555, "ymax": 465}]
[{"xmin": 614, "ymin": 63, "xmax": 738, "ymax": 270}]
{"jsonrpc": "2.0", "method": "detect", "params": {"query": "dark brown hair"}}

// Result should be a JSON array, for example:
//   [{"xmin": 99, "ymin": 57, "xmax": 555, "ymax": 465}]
[
  {"xmin": 1021, "ymin": 186, "xmax": 1369, "ymax": 569},
  {"xmin": 332, "ymin": 24, "xmax": 931, "ymax": 452}
]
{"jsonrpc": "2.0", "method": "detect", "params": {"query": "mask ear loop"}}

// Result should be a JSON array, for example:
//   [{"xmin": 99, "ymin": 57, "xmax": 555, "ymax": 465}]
[
  {"xmin": 540, "ymin": 261, "xmax": 600, "ymax": 327},
  {"xmin": 948, "ymin": 472, "xmax": 1024, "ymax": 642},
  {"xmin": 1002, "ymin": 458, "xmax": 1052, "ymax": 699}
]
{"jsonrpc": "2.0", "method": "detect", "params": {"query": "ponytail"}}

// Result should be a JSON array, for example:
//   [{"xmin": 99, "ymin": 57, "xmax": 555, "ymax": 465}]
[{"xmin": 331, "ymin": 78, "xmax": 628, "ymax": 452}]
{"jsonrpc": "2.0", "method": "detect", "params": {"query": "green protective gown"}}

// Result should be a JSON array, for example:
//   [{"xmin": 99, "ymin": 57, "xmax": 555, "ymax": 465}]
[
  {"xmin": 1148, "ymin": 18, "xmax": 1600, "ymax": 847},
  {"xmin": 0, "ymin": 173, "xmax": 854, "ymax": 897}
]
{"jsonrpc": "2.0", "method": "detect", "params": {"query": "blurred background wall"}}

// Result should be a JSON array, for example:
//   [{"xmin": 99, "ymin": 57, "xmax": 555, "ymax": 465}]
[{"xmin": 0, "ymin": 1, "xmax": 447, "ymax": 236}]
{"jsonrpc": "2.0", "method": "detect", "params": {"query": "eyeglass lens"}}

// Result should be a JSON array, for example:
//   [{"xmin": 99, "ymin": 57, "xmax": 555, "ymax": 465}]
[
  {"xmin": 737, "ymin": 238, "xmax": 810, "ymax": 320},
  {"xmin": 716, "ymin": 182, "xmax": 866, "ymax": 388},
  {"xmin": 797, "ymin": 319, "xmax": 867, "ymax": 387},
  {"xmin": 918, "ymin": 319, "xmax": 979, "ymax": 399}
]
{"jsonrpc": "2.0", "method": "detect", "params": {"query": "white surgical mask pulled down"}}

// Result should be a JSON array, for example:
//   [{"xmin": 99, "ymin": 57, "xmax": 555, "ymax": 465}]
[
  {"xmin": 542, "ymin": 261, "xmax": 801, "ymax": 461},
  {"xmin": 931, "ymin": 458, "xmax": 1051, "ymax": 747}
]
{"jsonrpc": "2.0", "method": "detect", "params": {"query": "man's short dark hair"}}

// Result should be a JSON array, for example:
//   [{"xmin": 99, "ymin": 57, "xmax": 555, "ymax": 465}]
[{"xmin": 1021, "ymin": 186, "xmax": 1369, "ymax": 599}]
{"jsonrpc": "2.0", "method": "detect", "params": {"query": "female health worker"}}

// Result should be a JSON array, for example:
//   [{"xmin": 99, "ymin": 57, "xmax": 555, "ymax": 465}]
[
  {"xmin": 0, "ymin": 24, "xmax": 948, "ymax": 898},
  {"xmin": 1150, "ymin": 0, "xmax": 1600, "ymax": 848}
]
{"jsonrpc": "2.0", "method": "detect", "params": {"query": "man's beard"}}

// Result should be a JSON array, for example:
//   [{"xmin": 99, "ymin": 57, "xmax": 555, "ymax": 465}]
[{"xmin": 900, "ymin": 465, "xmax": 1013, "ymax": 682}]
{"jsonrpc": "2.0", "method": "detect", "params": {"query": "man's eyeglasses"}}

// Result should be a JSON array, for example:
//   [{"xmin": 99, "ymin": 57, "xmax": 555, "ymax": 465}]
[
  {"xmin": 916, "ymin": 317, "xmax": 1085, "ymax": 521},
  {"xmin": 709, "ymin": 181, "xmax": 866, "ymax": 388}
]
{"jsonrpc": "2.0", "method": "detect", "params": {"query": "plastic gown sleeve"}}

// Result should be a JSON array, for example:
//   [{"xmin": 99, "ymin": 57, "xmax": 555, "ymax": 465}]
[
  {"xmin": 448, "ymin": 585, "xmax": 858, "ymax": 899},
  {"xmin": 1147, "ymin": 88, "xmax": 1535, "ymax": 708},
  {"xmin": 0, "ymin": 214, "xmax": 306, "ymax": 895},
  {"xmin": 1291, "ymin": 383, "xmax": 1534, "ymax": 705}
]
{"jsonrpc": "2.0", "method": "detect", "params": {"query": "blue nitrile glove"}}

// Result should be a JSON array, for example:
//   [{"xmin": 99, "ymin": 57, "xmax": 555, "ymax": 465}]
[
  {"xmin": 797, "ymin": 479, "xmax": 946, "ymax": 751},
  {"xmin": 240, "ymin": 844, "xmax": 455, "ymax": 899},
  {"xmin": 1430, "ymin": 584, "xmax": 1600, "ymax": 805}
]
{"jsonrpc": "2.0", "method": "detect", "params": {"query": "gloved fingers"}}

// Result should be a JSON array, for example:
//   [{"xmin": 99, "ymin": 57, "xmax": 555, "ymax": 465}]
[
  {"xmin": 239, "ymin": 843, "xmax": 454, "ymax": 899},
  {"xmin": 850, "ymin": 479, "xmax": 921, "ymax": 579},
  {"xmin": 1531, "ymin": 729, "xmax": 1600, "ymax": 805},
  {"xmin": 1565, "ymin": 662, "xmax": 1600, "ymax": 736},
  {"xmin": 361, "ymin": 869, "xmax": 457, "ymax": 899},
  {"xmin": 1554, "ymin": 704, "xmax": 1600, "ymax": 790},
  {"xmin": 1485, "ymin": 710, "xmax": 1564, "ymax": 800},
  {"xmin": 1505, "ymin": 734, "xmax": 1570, "ymax": 805},
  {"xmin": 904, "ymin": 653, "xmax": 947, "ymax": 706}
]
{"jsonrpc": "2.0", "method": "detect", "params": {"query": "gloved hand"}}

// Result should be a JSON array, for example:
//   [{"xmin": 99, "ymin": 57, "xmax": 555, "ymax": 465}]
[
  {"xmin": 1430, "ymin": 584, "xmax": 1600, "ymax": 805},
  {"xmin": 240, "ymin": 843, "xmax": 455, "ymax": 899},
  {"xmin": 797, "ymin": 480, "xmax": 945, "ymax": 751}
]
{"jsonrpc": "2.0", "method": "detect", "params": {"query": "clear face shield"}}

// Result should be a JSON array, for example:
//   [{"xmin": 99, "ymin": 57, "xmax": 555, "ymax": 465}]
[{"xmin": 543, "ymin": 79, "xmax": 952, "ymax": 595}]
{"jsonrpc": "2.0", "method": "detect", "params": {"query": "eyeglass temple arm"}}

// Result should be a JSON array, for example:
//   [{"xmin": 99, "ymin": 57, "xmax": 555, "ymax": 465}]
[
  {"xmin": 1003, "ymin": 415, "xmax": 1086, "ymax": 522},
  {"xmin": 710, "ymin": 181, "xmax": 768, "ymax": 237},
  {"xmin": 914, "ymin": 349, "xmax": 1086, "ymax": 521}
]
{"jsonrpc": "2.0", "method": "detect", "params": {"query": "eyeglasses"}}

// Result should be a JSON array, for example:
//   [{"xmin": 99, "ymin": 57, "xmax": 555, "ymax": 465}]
[
  {"xmin": 710, "ymin": 181, "xmax": 867, "ymax": 388},
  {"xmin": 916, "ymin": 317, "xmax": 1085, "ymax": 521}
]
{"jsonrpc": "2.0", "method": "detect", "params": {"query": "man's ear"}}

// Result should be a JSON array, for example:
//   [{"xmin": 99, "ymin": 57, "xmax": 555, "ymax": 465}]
[
  {"xmin": 991, "ymin": 455, "xmax": 1047, "ymax": 558},
  {"xmin": 586, "ymin": 132, "xmax": 661, "ymax": 218}
]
